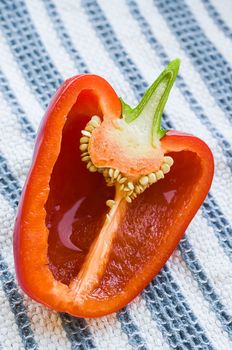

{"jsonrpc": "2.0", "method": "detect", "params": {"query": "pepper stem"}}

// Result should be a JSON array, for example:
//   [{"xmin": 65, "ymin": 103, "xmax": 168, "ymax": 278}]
[{"xmin": 120, "ymin": 59, "xmax": 180, "ymax": 145}]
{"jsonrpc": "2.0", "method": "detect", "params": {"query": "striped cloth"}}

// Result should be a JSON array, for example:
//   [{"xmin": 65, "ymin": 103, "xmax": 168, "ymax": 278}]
[{"xmin": 0, "ymin": 0, "xmax": 232, "ymax": 349}]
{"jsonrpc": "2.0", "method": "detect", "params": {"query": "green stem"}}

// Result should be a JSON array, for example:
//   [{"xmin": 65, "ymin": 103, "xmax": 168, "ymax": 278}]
[{"xmin": 120, "ymin": 59, "xmax": 180, "ymax": 144}]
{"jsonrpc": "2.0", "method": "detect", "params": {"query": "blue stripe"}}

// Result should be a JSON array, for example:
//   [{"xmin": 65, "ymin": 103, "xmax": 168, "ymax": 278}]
[
  {"xmin": 0, "ymin": 154, "xmax": 21, "ymax": 209},
  {"xmin": 0, "ymin": 256, "xmax": 37, "ymax": 350},
  {"xmin": 41, "ymin": 0, "xmax": 89, "ymax": 74},
  {"xmin": 0, "ymin": 0, "xmax": 62, "ymax": 108},
  {"xmin": 82, "ymin": 0, "xmax": 216, "ymax": 347},
  {"xmin": 201, "ymin": 0, "xmax": 232, "ymax": 41},
  {"xmin": 153, "ymin": 0, "xmax": 232, "ymax": 125},
  {"xmin": 0, "ymin": 70, "xmax": 36, "ymax": 142},
  {"xmin": 179, "ymin": 237, "xmax": 232, "ymax": 338},
  {"xmin": 202, "ymin": 195, "xmax": 232, "ymax": 261},
  {"xmin": 0, "ymin": 0, "xmax": 145, "ymax": 347},
  {"xmin": 126, "ymin": 0, "xmax": 232, "ymax": 262},
  {"xmin": 83, "ymin": 2, "xmax": 146, "ymax": 100},
  {"xmin": 117, "ymin": 308, "xmax": 147, "ymax": 350},
  {"xmin": 60, "ymin": 314, "xmax": 96, "ymax": 350},
  {"xmin": 143, "ymin": 265, "xmax": 213, "ymax": 349},
  {"xmin": 0, "ymin": 155, "xmax": 37, "ymax": 350}
]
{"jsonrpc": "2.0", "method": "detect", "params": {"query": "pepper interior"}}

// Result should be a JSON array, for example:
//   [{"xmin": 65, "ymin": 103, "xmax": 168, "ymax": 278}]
[
  {"xmin": 45, "ymin": 90, "xmax": 202, "ymax": 291},
  {"xmin": 45, "ymin": 91, "xmax": 114, "ymax": 285}
]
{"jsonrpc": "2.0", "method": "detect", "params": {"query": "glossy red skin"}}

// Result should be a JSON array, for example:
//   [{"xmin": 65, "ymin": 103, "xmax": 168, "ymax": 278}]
[{"xmin": 13, "ymin": 75, "xmax": 214, "ymax": 317}]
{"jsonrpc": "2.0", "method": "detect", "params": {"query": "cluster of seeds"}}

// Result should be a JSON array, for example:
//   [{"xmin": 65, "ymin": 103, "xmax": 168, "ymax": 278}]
[
  {"xmin": 80, "ymin": 116, "xmax": 174, "ymax": 204},
  {"xmin": 101, "ymin": 156, "xmax": 173, "ymax": 203},
  {"xmin": 80, "ymin": 115, "xmax": 101, "ymax": 172}
]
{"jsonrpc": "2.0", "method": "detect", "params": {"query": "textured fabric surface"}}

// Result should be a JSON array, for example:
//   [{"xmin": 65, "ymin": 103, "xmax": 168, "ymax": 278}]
[{"xmin": 0, "ymin": 0, "xmax": 232, "ymax": 349}]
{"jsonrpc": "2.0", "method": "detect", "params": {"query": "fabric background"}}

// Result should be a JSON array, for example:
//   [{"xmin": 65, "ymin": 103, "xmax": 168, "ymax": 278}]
[{"xmin": 0, "ymin": 0, "xmax": 232, "ymax": 349}]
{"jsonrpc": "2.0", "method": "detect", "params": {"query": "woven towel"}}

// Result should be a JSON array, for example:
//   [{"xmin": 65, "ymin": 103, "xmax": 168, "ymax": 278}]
[{"xmin": 0, "ymin": 0, "xmax": 232, "ymax": 349}]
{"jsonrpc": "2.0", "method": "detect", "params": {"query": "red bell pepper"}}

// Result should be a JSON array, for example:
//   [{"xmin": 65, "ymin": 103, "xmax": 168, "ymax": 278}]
[{"xmin": 14, "ymin": 60, "xmax": 214, "ymax": 318}]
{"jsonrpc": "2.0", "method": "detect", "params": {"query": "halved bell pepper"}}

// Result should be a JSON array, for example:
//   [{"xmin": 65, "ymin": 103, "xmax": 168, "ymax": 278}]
[{"xmin": 14, "ymin": 60, "xmax": 214, "ymax": 317}]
